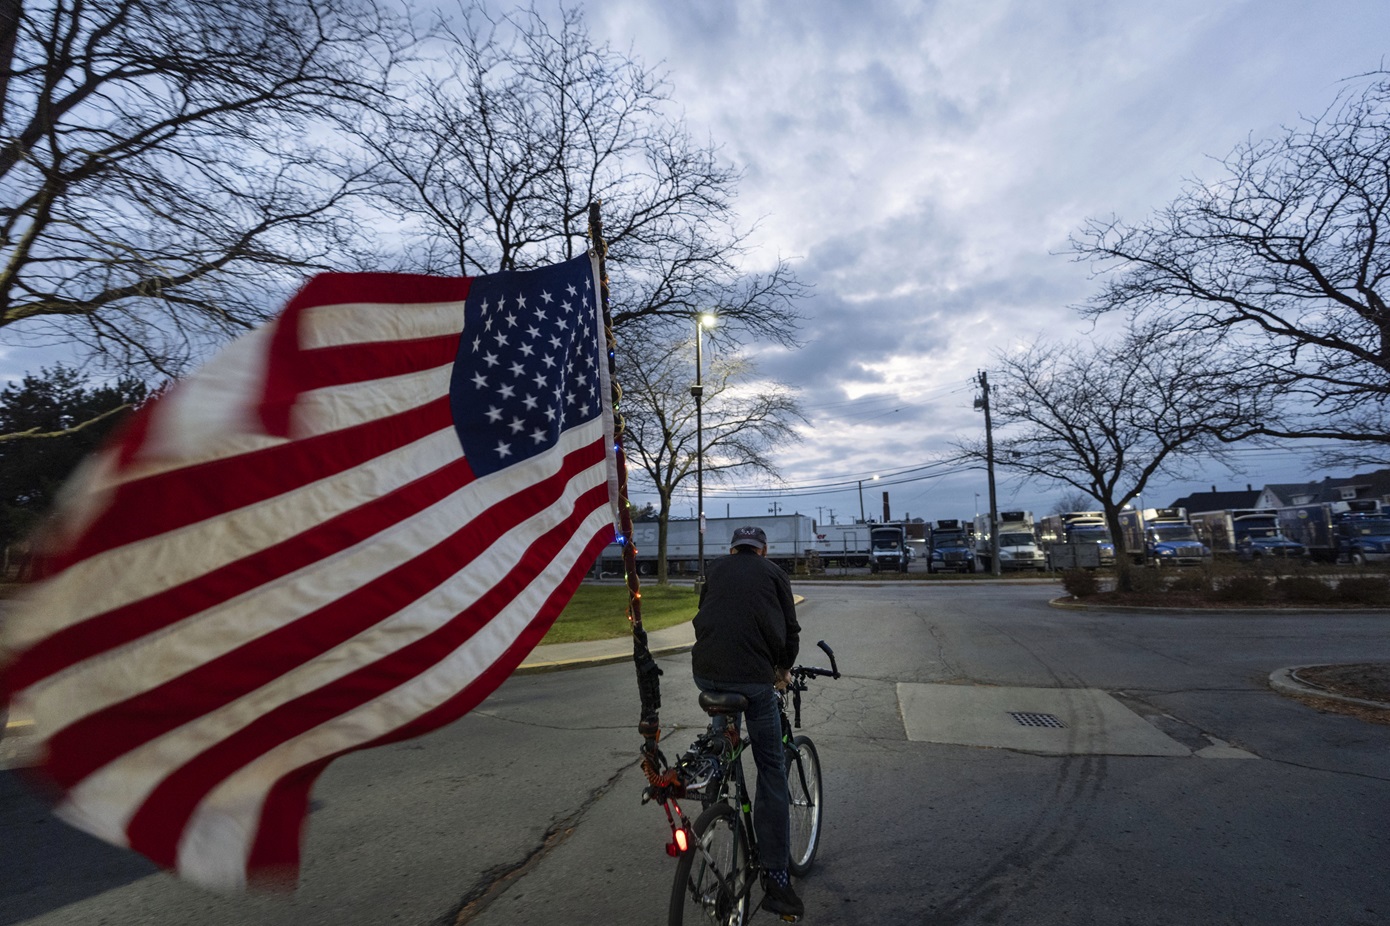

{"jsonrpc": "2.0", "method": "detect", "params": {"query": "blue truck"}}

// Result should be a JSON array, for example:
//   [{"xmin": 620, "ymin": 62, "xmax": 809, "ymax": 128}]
[
  {"xmin": 1277, "ymin": 499, "xmax": 1390, "ymax": 565},
  {"xmin": 1038, "ymin": 511, "xmax": 1117, "ymax": 568},
  {"xmin": 926, "ymin": 519, "xmax": 975, "ymax": 574},
  {"xmin": 1190, "ymin": 508, "xmax": 1305, "ymax": 560},
  {"xmin": 1117, "ymin": 507, "xmax": 1211, "ymax": 567}
]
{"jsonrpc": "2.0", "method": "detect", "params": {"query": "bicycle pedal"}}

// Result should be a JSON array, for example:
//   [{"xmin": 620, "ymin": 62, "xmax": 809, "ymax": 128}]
[{"xmin": 778, "ymin": 916, "xmax": 800, "ymax": 923}]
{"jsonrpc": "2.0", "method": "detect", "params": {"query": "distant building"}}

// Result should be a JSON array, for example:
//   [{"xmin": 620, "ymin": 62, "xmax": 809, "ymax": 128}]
[
  {"xmin": 1179, "ymin": 469, "xmax": 1390, "ymax": 512},
  {"xmin": 1168, "ymin": 486, "xmax": 1262, "ymax": 513}
]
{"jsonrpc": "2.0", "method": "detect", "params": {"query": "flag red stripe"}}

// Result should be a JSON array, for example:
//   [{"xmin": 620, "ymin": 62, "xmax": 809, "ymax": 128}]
[
  {"xmin": 43, "ymin": 441, "xmax": 607, "ymax": 792},
  {"xmin": 259, "ymin": 274, "xmax": 472, "ymax": 436},
  {"xmin": 242, "ymin": 525, "xmax": 614, "ymax": 882},
  {"xmin": 44, "ymin": 396, "xmax": 456, "ymax": 575},
  {"xmin": 287, "ymin": 272, "xmax": 474, "ymax": 311},
  {"xmin": 292, "ymin": 335, "xmax": 461, "ymax": 393},
  {"xmin": 124, "ymin": 479, "xmax": 613, "ymax": 869},
  {"xmin": 3, "ymin": 455, "xmax": 478, "ymax": 697}
]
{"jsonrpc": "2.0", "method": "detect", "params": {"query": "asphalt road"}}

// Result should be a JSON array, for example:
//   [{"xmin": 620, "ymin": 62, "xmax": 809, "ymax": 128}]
[{"xmin": 3, "ymin": 582, "xmax": 1389, "ymax": 926}]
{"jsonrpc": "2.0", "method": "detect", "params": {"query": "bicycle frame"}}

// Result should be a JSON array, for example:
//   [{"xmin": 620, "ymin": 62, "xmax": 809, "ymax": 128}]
[{"xmin": 651, "ymin": 641, "xmax": 840, "ymax": 923}]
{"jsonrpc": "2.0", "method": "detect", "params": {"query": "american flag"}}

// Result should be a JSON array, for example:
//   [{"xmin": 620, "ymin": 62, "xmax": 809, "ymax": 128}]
[{"xmin": 0, "ymin": 254, "xmax": 618, "ymax": 891}]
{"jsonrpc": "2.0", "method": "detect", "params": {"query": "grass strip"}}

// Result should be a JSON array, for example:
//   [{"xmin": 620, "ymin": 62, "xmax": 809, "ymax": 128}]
[{"xmin": 541, "ymin": 582, "xmax": 698, "ymax": 645}]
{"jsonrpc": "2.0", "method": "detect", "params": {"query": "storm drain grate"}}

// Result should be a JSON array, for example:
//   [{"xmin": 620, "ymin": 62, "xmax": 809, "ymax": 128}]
[{"xmin": 1009, "ymin": 711, "xmax": 1067, "ymax": 729}]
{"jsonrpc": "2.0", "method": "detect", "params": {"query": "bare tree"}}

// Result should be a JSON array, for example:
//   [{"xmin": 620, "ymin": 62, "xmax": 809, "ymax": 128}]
[
  {"xmin": 1073, "ymin": 74, "xmax": 1390, "ymax": 469},
  {"xmin": 956, "ymin": 323, "xmax": 1270, "ymax": 586},
  {"xmin": 616, "ymin": 331, "xmax": 804, "ymax": 584},
  {"xmin": 1050, "ymin": 489, "xmax": 1096, "ymax": 515},
  {"xmin": 1, "ymin": 0, "xmax": 410, "ymax": 380},
  {"xmin": 367, "ymin": 2, "xmax": 806, "ymax": 348}
]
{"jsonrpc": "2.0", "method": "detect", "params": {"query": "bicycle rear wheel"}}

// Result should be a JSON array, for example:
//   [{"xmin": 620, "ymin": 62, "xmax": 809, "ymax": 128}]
[
  {"xmin": 669, "ymin": 801, "xmax": 752, "ymax": 926},
  {"xmin": 785, "ymin": 735, "xmax": 822, "ymax": 876}
]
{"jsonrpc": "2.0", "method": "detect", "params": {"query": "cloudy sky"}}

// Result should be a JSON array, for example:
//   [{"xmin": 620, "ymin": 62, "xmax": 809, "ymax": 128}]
[
  {"xmin": 6, "ymin": 0, "xmax": 1385, "ymax": 528},
  {"xmin": 565, "ymin": 0, "xmax": 1390, "ymax": 525}
]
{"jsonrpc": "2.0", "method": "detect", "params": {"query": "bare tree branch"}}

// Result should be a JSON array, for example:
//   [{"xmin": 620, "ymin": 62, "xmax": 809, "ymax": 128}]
[
  {"xmin": 1, "ymin": 0, "xmax": 411, "ymax": 378},
  {"xmin": 365, "ymin": 2, "xmax": 807, "ymax": 350},
  {"xmin": 954, "ymin": 323, "xmax": 1272, "ymax": 585},
  {"xmin": 1072, "ymin": 74, "xmax": 1390, "ymax": 465}
]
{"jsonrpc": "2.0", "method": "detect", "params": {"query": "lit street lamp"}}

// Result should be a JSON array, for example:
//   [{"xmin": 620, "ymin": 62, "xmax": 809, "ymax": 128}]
[{"xmin": 692, "ymin": 312, "xmax": 716, "ymax": 591}]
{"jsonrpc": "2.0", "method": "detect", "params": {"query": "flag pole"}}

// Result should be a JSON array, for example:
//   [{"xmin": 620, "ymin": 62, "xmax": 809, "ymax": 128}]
[{"xmin": 588, "ymin": 202, "xmax": 666, "ymax": 773}]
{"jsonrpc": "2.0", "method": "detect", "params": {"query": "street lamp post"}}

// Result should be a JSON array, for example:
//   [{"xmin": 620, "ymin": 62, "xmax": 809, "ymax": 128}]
[
  {"xmin": 692, "ymin": 313, "xmax": 716, "ymax": 592},
  {"xmin": 858, "ymin": 474, "xmax": 879, "ymax": 522}
]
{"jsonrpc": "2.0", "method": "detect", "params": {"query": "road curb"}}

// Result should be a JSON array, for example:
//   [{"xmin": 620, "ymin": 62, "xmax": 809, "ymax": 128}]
[
  {"xmin": 514, "ymin": 639, "xmax": 695, "ymax": 675},
  {"xmin": 1268, "ymin": 665, "xmax": 1390, "ymax": 710},
  {"xmin": 1047, "ymin": 597, "xmax": 1390, "ymax": 615}
]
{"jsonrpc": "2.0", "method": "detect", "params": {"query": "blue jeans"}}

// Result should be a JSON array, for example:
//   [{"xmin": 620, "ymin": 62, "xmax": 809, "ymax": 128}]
[{"xmin": 693, "ymin": 676, "xmax": 789, "ymax": 871}]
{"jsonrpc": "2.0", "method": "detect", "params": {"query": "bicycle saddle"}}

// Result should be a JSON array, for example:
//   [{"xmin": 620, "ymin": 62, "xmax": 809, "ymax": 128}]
[{"xmin": 698, "ymin": 691, "xmax": 749, "ymax": 715}]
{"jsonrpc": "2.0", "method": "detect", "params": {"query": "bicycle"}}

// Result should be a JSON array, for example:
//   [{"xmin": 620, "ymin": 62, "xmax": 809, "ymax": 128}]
[{"xmin": 643, "ymin": 640, "xmax": 841, "ymax": 925}]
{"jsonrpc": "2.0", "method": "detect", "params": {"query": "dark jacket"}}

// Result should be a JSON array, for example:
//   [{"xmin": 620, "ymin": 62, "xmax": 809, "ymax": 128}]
[{"xmin": 691, "ymin": 550, "xmax": 800, "ymax": 684}]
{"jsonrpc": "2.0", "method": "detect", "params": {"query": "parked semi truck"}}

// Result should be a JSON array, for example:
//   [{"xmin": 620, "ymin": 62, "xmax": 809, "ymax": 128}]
[
  {"xmin": 926, "ymin": 519, "xmax": 975, "ymax": 573},
  {"xmin": 1189, "ymin": 508, "xmax": 1305, "ymax": 559},
  {"xmin": 1277, "ymin": 499, "xmax": 1390, "ymax": 565},
  {"xmin": 1117, "ymin": 507, "xmax": 1211, "ymax": 567},
  {"xmin": 598, "ymin": 513, "xmax": 818, "ymax": 576},
  {"xmin": 869, "ymin": 523, "xmax": 910, "ymax": 573},
  {"xmin": 1038, "ymin": 511, "xmax": 1117, "ymax": 567},
  {"xmin": 973, "ymin": 511, "xmax": 1045, "ymax": 572}
]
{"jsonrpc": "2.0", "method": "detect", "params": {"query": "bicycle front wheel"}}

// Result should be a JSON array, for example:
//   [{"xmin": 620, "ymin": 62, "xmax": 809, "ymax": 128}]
[
  {"xmin": 786, "ymin": 735, "xmax": 823, "ymax": 876},
  {"xmin": 669, "ymin": 801, "xmax": 752, "ymax": 926}
]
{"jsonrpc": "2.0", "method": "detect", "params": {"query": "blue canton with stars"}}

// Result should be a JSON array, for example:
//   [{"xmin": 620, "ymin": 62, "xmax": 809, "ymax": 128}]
[{"xmin": 450, "ymin": 256, "xmax": 603, "ymax": 478}]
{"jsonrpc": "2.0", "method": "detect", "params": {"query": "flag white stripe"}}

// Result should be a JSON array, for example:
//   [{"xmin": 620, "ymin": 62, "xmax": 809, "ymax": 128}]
[
  {"xmin": 174, "ymin": 500, "xmax": 615, "ymax": 890},
  {"xmin": 133, "ymin": 325, "xmax": 279, "ymax": 467},
  {"xmin": 298, "ymin": 298, "xmax": 469, "ymax": 350},
  {"xmin": 19, "ymin": 419, "xmax": 604, "ymax": 737},
  {"xmin": 5, "ymin": 417, "xmax": 460, "ymax": 654},
  {"xmin": 54, "ymin": 454, "xmax": 610, "ymax": 884},
  {"xmin": 8, "ymin": 357, "xmax": 478, "ymax": 651}
]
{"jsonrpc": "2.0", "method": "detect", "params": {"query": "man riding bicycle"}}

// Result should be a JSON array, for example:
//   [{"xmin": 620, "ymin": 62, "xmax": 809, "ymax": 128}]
[{"xmin": 691, "ymin": 525, "xmax": 803, "ymax": 919}]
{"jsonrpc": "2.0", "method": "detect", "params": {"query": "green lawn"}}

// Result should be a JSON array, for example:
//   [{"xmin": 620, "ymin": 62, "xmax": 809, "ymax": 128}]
[{"xmin": 541, "ymin": 582, "xmax": 698, "ymax": 644}]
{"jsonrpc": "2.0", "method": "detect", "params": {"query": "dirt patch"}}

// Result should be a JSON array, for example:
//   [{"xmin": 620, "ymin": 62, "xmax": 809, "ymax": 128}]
[
  {"xmin": 1081, "ymin": 589, "xmax": 1389, "ymax": 610},
  {"xmin": 1284, "ymin": 663, "xmax": 1390, "ymax": 726},
  {"xmin": 1293, "ymin": 663, "xmax": 1390, "ymax": 703}
]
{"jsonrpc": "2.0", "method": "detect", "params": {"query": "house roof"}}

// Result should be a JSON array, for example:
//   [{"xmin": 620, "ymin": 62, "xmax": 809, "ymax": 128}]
[
  {"xmin": 1168, "ymin": 489, "xmax": 1262, "ymax": 513},
  {"xmin": 1174, "ymin": 469, "xmax": 1390, "ymax": 512}
]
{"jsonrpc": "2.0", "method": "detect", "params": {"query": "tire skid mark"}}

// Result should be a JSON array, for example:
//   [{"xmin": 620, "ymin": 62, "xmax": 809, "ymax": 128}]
[{"xmin": 929, "ymin": 622, "xmax": 1109, "ymax": 925}]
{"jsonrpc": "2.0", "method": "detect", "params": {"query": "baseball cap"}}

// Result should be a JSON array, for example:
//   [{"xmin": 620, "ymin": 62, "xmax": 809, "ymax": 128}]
[{"xmin": 730, "ymin": 525, "xmax": 768, "ymax": 549}]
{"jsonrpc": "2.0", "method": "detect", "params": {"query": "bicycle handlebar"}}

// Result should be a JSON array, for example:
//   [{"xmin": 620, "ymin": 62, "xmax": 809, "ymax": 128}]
[{"xmin": 791, "ymin": 639, "xmax": 841, "ymax": 681}]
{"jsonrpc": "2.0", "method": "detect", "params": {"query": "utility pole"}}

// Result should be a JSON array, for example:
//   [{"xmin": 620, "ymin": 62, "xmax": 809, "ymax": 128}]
[
  {"xmin": 769, "ymin": 501, "xmax": 782, "ymax": 516},
  {"xmin": 977, "ymin": 370, "xmax": 1001, "ymax": 576}
]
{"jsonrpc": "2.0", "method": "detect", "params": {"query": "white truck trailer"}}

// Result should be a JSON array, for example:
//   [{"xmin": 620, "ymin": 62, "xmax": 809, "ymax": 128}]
[
  {"xmin": 597, "ymin": 513, "xmax": 818, "ymax": 576},
  {"xmin": 813, "ymin": 522, "xmax": 873, "ymax": 567}
]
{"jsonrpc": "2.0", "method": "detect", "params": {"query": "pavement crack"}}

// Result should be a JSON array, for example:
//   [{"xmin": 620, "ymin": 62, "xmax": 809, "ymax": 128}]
[{"xmin": 447, "ymin": 762, "xmax": 631, "ymax": 925}]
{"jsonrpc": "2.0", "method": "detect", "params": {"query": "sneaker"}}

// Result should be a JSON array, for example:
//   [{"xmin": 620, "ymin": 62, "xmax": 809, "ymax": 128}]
[{"xmin": 760, "ymin": 875, "xmax": 804, "ymax": 919}]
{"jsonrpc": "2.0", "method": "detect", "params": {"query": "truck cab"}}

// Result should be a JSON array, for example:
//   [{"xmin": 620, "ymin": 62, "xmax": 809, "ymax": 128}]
[
  {"xmin": 1235, "ymin": 520, "xmax": 1305, "ymax": 560},
  {"xmin": 1143, "ymin": 520, "xmax": 1211, "ymax": 566},
  {"xmin": 1061, "ymin": 514, "xmax": 1116, "ymax": 567},
  {"xmin": 1120, "ymin": 507, "xmax": 1211, "ymax": 567},
  {"xmin": 927, "ymin": 519, "xmax": 975, "ymax": 574},
  {"xmin": 1335, "ymin": 512, "xmax": 1390, "ymax": 565},
  {"xmin": 869, "ymin": 525, "xmax": 909, "ymax": 573}
]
